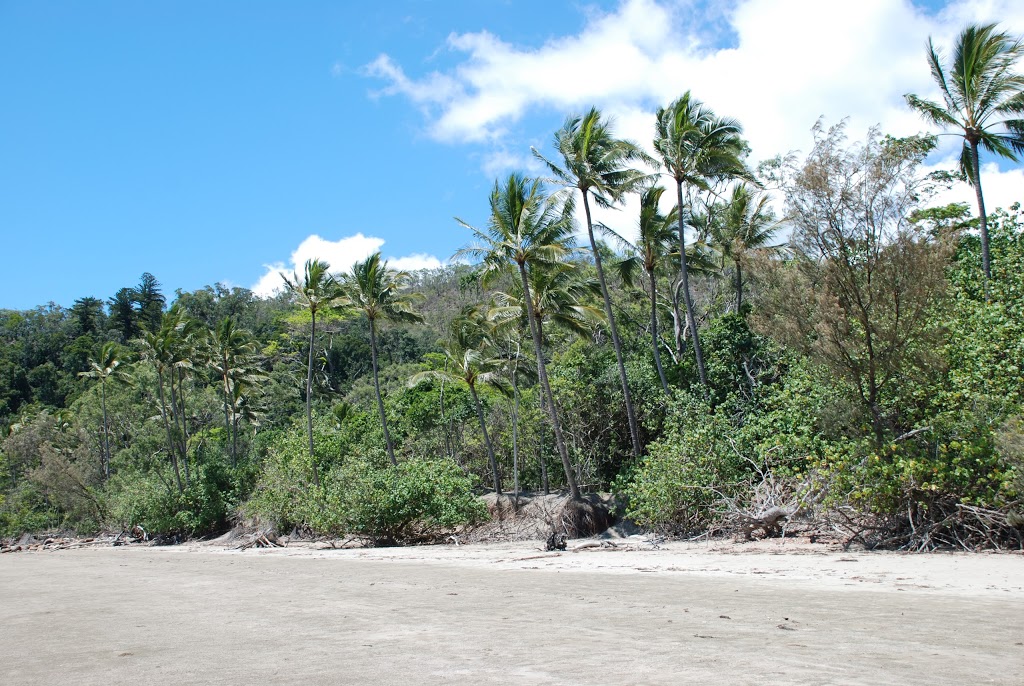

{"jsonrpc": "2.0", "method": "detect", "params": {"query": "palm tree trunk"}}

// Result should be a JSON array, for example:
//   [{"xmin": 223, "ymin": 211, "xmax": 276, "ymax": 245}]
[
  {"xmin": 735, "ymin": 261, "xmax": 743, "ymax": 313},
  {"xmin": 221, "ymin": 368, "xmax": 234, "ymax": 468},
  {"xmin": 156, "ymin": 370, "xmax": 183, "ymax": 492},
  {"xmin": 647, "ymin": 267, "xmax": 670, "ymax": 395},
  {"xmin": 469, "ymin": 384, "xmax": 502, "ymax": 494},
  {"xmin": 306, "ymin": 311, "xmax": 319, "ymax": 486},
  {"xmin": 100, "ymin": 379, "xmax": 111, "ymax": 480},
  {"xmin": 538, "ymin": 388, "xmax": 550, "ymax": 495},
  {"xmin": 519, "ymin": 264, "xmax": 579, "ymax": 499},
  {"xmin": 369, "ymin": 319, "xmax": 397, "ymax": 466},
  {"xmin": 511, "ymin": 371, "xmax": 520, "ymax": 502},
  {"xmin": 970, "ymin": 140, "xmax": 991, "ymax": 291},
  {"xmin": 582, "ymin": 193, "xmax": 642, "ymax": 459},
  {"xmin": 675, "ymin": 181, "xmax": 708, "ymax": 386}
]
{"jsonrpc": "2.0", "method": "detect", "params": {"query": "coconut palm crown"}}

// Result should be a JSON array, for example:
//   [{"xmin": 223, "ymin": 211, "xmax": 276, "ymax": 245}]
[{"xmin": 905, "ymin": 22, "xmax": 1024, "ymax": 283}]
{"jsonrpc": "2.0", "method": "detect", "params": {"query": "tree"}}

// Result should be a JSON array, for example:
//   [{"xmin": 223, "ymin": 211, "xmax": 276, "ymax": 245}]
[
  {"xmin": 282, "ymin": 258, "xmax": 341, "ymax": 485},
  {"xmin": 905, "ymin": 22, "xmax": 1024, "ymax": 284},
  {"xmin": 77, "ymin": 342, "xmax": 128, "ymax": 480},
  {"xmin": 341, "ymin": 252, "xmax": 423, "ymax": 466},
  {"xmin": 457, "ymin": 173, "xmax": 582, "ymax": 499},
  {"xmin": 615, "ymin": 185, "xmax": 678, "ymax": 394},
  {"xmin": 711, "ymin": 183, "xmax": 785, "ymax": 312},
  {"xmin": 756, "ymin": 122, "xmax": 949, "ymax": 443},
  {"xmin": 206, "ymin": 317, "xmax": 263, "ymax": 467},
  {"xmin": 533, "ymin": 108, "xmax": 649, "ymax": 459},
  {"xmin": 412, "ymin": 307, "xmax": 507, "ymax": 493},
  {"xmin": 134, "ymin": 273, "xmax": 166, "ymax": 332},
  {"xmin": 655, "ymin": 92, "xmax": 750, "ymax": 387}
]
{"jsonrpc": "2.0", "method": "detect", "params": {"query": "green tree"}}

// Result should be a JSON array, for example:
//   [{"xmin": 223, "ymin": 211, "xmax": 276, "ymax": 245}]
[
  {"xmin": 77, "ymin": 341, "xmax": 128, "ymax": 480},
  {"xmin": 615, "ymin": 185, "xmax": 678, "ymax": 394},
  {"xmin": 412, "ymin": 307, "xmax": 508, "ymax": 493},
  {"xmin": 905, "ymin": 22, "xmax": 1024, "ymax": 284},
  {"xmin": 341, "ymin": 252, "xmax": 423, "ymax": 466},
  {"xmin": 282, "ymin": 258, "xmax": 341, "ymax": 485},
  {"xmin": 457, "ymin": 173, "xmax": 582, "ymax": 499},
  {"xmin": 533, "ymin": 108, "xmax": 649, "ymax": 459},
  {"xmin": 655, "ymin": 92, "xmax": 749, "ymax": 387},
  {"xmin": 712, "ymin": 183, "xmax": 785, "ymax": 312},
  {"xmin": 206, "ymin": 317, "xmax": 263, "ymax": 467}
]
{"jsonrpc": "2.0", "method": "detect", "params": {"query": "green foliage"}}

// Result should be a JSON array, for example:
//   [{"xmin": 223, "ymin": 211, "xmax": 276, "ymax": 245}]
[
  {"xmin": 321, "ymin": 458, "xmax": 488, "ymax": 545},
  {"xmin": 107, "ymin": 461, "xmax": 233, "ymax": 536}
]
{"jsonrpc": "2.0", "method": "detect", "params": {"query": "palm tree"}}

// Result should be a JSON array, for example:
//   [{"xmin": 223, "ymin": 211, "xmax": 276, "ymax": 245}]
[
  {"xmin": 533, "ymin": 108, "xmax": 650, "ymax": 459},
  {"xmin": 712, "ymin": 183, "xmax": 785, "ymax": 312},
  {"xmin": 456, "ymin": 173, "xmax": 582, "ymax": 500},
  {"xmin": 655, "ymin": 92, "xmax": 750, "ymax": 387},
  {"xmin": 207, "ymin": 317, "xmax": 263, "ymax": 467},
  {"xmin": 905, "ymin": 22, "xmax": 1024, "ymax": 283},
  {"xmin": 78, "ymin": 342, "xmax": 128, "ymax": 480},
  {"xmin": 342, "ymin": 252, "xmax": 423, "ymax": 466},
  {"xmin": 412, "ymin": 307, "xmax": 508, "ymax": 493},
  {"xmin": 282, "ymin": 258, "xmax": 341, "ymax": 485},
  {"xmin": 614, "ymin": 185, "xmax": 678, "ymax": 394}
]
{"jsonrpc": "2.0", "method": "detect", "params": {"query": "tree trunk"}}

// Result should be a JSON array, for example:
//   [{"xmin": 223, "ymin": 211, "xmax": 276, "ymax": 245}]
[
  {"xmin": 519, "ymin": 264, "xmax": 579, "ymax": 499},
  {"xmin": 582, "ymin": 193, "xmax": 642, "ymax": 459},
  {"xmin": 511, "ymin": 370, "xmax": 520, "ymax": 501},
  {"xmin": 538, "ymin": 389, "xmax": 550, "ymax": 495},
  {"xmin": 470, "ymin": 384, "xmax": 501, "ymax": 494},
  {"xmin": 221, "ymin": 363, "xmax": 234, "ymax": 469},
  {"xmin": 675, "ymin": 181, "xmax": 708, "ymax": 386},
  {"xmin": 648, "ymin": 267, "xmax": 670, "ymax": 395},
  {"xmin": 306, "ymin": 311, "xmax": 319, "ymax": 486},
  {"xmin": 970, "ymin": 139, "xmax": 991, "ymax": 291},
  {"xmin": 100, "ymin": 379, "xmax": 110, "ymax": 480},
  {"xmin": 370, "ymin": 319, "xmax": 397, "ymax": 466},
  {"xmin": 156, "ymin": 370, "xmax": 183, "ymax": 493},
  {"xmin": 735, "ymin": 261, "xmax": 744, "ymax": 313}
]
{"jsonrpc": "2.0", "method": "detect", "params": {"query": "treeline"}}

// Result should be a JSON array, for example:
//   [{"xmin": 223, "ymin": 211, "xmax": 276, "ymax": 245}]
[{"xmin": 3, "ymin": 25, "xmax": 1024, "ymax": 547}]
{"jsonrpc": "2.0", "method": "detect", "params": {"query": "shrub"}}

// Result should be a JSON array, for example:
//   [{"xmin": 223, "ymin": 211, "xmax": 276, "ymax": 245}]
[{"xmin": 323, "ymin": 458, "xmax": 488, "ymax": 545}]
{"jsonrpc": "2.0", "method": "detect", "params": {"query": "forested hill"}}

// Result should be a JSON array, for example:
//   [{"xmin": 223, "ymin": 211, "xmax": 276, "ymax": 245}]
[{"xmin": 3, "ymin": 120, "xmax": 1024, "ymax": 551}]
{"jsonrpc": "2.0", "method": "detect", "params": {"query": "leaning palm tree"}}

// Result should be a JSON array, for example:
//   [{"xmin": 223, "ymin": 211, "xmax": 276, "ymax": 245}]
[
  {"xmin": 613, "ymin": 185, "xmax": 678, "ymax": 394},
  {"xmin": 78, "ymin": 342, "xmax": 129, "ymax": 480},
  {"xmin": 905, "ymin": 22, "xmax": 1024, "ymax": 283},
  {"xmin": 282, "ymin": 258, "xmax": 341, "ymax": 485},
  {"xmin": 533, "ymin": 108, "xmax": 650, "ymax": 459},
  {"xmin": 456, "ymin": 173, "xmax": 583, "ymax": 500},
  {"xmin": 655, "ymin": 92, "xmax": 750, "ymax": 387},
  {"xmin": 342, "ymin": 252, "xmax": 423, "ymax": 466},
  {"xmin": 712, "ymin": 184, "xmax": 785, "ymax": 312},
  {"xmin": 412, "ymin": 307, "xmax": 508, "ymax": 493}
]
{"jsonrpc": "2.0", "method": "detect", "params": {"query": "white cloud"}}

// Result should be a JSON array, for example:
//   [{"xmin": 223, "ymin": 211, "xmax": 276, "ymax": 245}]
[
  {"xmin": 366, "ymin": 0, "xmax": 1024, "ymax": 186},
  {"xmin": 930, "ymin": 160, "xmax": 1024, "ymax": 213},
  {"xmin": 250, "ymin": 233, "xmax": 444, "ymax": 297}
]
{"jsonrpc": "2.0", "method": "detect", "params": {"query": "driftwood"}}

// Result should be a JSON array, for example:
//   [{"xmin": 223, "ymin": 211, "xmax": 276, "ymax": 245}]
[
  {"xmin": 232, "ymin": 529, "xmax": 282, "ymax": 550},
  {"xmin": 732, "ymin": 506, "xmax": 795, "ymax": 541}
]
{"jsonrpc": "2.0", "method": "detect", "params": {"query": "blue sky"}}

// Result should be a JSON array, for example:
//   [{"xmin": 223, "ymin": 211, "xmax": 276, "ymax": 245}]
[{"xmin": 2, "ymin": 0, "xmax": 1022, "ymax": 310}]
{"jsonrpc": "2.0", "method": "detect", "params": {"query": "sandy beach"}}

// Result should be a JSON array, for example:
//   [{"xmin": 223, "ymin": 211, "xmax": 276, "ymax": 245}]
[{"xmin": 2, "ymin": 538, "xmax": 1022, "ymax": 685}]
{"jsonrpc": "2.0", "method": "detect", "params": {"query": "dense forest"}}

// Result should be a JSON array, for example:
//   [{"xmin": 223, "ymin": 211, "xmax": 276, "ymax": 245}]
[{"xmin": 3, "ymin": 24, "xmax": 1023, "ymax": 550}]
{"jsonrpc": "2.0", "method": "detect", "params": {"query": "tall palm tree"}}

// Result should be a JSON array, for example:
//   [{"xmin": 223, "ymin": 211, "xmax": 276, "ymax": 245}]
[
  {"xmin": 905, "ymin": 22, "xmax": 1024, "ymax": 283},
  {"xmin": 342, "ymin": 252, "xmax": 423, "ymax": 466},
  {"xmin": 412, "ymin": 307, "xmax": 508, "ymax": 493},
  {"xmin": 533, "ymin": 108, "xmax": 650, "ymax": 459},
  {"xmin": 207, "ymin": 317, "xmax": 263, "ymax": 468},
  {"xmin": 282, "ymin": 258, "xmax": 341, "ymax": 485},
  {"xmin": 456, "ymin": 173, "xmax": 582, "ymax": 500},
  {"xmin": 78, "ymin": 342, "xmax": 128, "ymax": 480},
  {"xmin": 614, "ymin": 185, "xmax": 678, "ymax": 394},
  {"xmin": 655, "ymin": 92, "xmax": 750, "ymax": 387},
  {"xmin": 712, "ymin": 184, "xmax": 785, "ymax": 312}
]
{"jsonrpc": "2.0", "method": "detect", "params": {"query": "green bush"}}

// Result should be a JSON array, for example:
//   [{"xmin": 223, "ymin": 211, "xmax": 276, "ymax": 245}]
[{"xmin": 323, "ymin": 458, "xmax": 488, "ymax": 545}]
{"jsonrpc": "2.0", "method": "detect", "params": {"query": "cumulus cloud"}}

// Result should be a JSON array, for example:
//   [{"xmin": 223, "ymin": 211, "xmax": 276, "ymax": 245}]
[
  {"xmin": 366, "ymin": 0, "xmax": 1024, "ymax": 210},
  {"xmin": 251, "ymin": 233, "xmax": 444, "ymax": 298}
]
